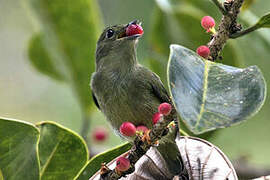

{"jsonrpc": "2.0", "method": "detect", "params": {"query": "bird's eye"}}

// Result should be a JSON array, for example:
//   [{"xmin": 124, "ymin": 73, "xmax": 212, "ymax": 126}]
[{"xmin": 106, "ymin": 29, "xmax": 114, "ymax": 38}]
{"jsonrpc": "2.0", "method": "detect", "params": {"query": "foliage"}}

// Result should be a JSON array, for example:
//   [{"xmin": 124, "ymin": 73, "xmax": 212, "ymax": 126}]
[
  {"xmin": 27, "ymin": 0, "xmax": 102, "ymax": 111},
  {"xmin": 0, "ymin": 117, "xmax": 131, "ymax": 180},
  {"xmin": 168, "ymin": 45, "xmax": 266, "ymax": 134},
  {"xmin": 0, "ymin": 118, "xmax": 89, "ymax": 180},
  {"xmin": 0, "ymin": 0, "xmax": 270, "ymax": 179}
]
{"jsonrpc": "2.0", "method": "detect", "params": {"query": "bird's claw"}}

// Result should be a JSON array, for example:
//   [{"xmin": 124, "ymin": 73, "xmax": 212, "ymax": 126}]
[
  {"xmin": 100, "ymin": 163, "xmax": 110, "ymax": 175},
  {"xmin": 141, "ymin": 130, "xmax": 159, "ymax": 146}
]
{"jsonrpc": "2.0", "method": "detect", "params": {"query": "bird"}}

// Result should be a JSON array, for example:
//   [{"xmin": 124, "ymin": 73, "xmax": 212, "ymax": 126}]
[{"xmin": 90, "ymin": 20, "xmax": 185, "ymax": 177}]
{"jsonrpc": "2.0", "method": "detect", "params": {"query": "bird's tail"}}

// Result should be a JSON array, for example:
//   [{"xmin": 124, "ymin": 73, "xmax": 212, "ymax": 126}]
[{"xmin": 156, "ymin": 116, "xmax": 187, "ymax": 176}]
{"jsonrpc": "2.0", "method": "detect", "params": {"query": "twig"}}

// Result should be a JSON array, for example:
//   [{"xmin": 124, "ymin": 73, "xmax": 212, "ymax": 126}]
[
  {"xmin": 81, "ymin": 113, "xmax": 91, "ymax": 146},
  {"xmin": 230, "ymin": 24, "xmax": 260, "ymax": 38},
  {"xmin": 100, "ymin": 107, "xmax": 178, "ymax": 180},
  {"xmin": 211, "ymin": 0, "xmax": 227, "ymax": 15},
  {"xmin": 208, "ymin": 0, "xmax": 244, "ymax": 61}
]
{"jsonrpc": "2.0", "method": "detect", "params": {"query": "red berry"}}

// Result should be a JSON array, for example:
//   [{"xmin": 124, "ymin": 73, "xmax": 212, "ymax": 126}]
[
  {"xmin": 126, "ymin": 24, "xmax": 144, "ymax": 36},
  {"xmin": 196, "ymin": 45, "xmax": 210, "ymax": 58},
  {"xmin": 136, "ymin": 125, "xmax": 148, "ymax": 133},
  {"xmin": 93, "ymin": 127, "xmax": 108, "ymax": 142},
  {"xmin": 201, "ymin": 16, "xmax": 215, "ymax": 30},
  {"xmin": 116, "ymin": 157, "xmax": 130, "ymax": 172},
  {"xmin": 120, "ymin": 122, "xmax": 136, "ymax": 137},
  {"xmin": 152, "ymin": 112, "xmax": 163, "ymax": 124},
  {"xmin": 158, "ymin": 103, "xmax": 172, "ymax": 116}
]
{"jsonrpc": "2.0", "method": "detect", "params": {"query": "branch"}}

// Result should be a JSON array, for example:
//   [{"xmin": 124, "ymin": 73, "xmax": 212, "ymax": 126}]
[
  {"xmin": 81, "ymin": 113, "xmax": 91, "ymax": 148},
  {"xmin": 211, "ymin": 0, "xmax": 227, "ymax": 15},
  {"xmin": 230, "ymin": 24, "xmax": 260, "ymax": 38},
  {"xmin": 208, "ymin": 0, "xmax": 244, "ymax": 61},
  {"xmin": 100, "ymin": 107, "xmax": 178, "ymax": 180}
]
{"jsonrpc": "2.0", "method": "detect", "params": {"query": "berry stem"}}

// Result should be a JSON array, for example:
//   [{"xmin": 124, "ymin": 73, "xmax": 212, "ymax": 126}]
[
  {"xmin": 211, "ymin": 0, "xmax": 227, "ymax": 15},
  {"xmin": 208, "ymin": 0, "xmax": 244, "ymax": 61}
]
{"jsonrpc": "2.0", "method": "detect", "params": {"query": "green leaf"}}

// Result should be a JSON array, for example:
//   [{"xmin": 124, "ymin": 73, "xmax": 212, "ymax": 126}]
[
  {"xmin": 37, "ymin": 121, "xmax": 88, "ymax": 180},
  {"xmin": 0, "ymin": 117, "xmax": 40, "ymax": 180},
  {"xmin": 168, "ymin": 45, "xmax": 266, "ymax": 134},
  {"xmin": 27, "ymin": 0, "xmax": 102, "ymax": 109},
  {"xmin": 75, "ymin": 142, "xmax": 132, "ymax": 180},
  {"xmin": 28, "ymin": 34, "xmax": 66, "ymax": 81},
  {"xmin": 256, "ymin": 12, "xmax": 270, "ymax": 28}
]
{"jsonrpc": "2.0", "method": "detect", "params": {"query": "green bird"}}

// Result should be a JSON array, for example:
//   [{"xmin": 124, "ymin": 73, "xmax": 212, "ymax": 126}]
[{"xmin": 91, "ymin": 20, "xmax": 186, "ymax": 177}]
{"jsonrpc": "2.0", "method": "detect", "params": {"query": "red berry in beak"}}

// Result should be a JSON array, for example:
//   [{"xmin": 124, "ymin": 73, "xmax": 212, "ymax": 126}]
[
  {"xmin": 158, "ymin": 103, "xmax": 172, "ymax": 116},
  {"xmin": 120, "ymin": 122, "xmax": 136, "ymax": 137},
  {"xmin": 116, "ymin": 157, "xmax": 130, "ymax": 172},
  {"xmin": 126, "ymin": 24, "xmax": 144, "ymax": 36},
  {"xmin": 196, "ymin": 45, "xmax": 210, "ymax": 58}
]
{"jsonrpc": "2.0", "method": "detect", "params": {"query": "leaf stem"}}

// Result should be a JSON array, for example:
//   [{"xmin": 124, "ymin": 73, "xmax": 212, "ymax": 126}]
[
  {"xmin": 230, "ymin": 24, "xmax": 260, "ymax": 39},
  {"xmin": 179, "ymin": 129, "xmax": 189, "ymax": 136},
  {"xmin": 211, "ymin": 0, "xmax": 227, "ymax": 15}
]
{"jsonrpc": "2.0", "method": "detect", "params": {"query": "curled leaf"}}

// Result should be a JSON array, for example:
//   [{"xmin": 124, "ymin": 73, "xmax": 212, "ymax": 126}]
[
  {"xmin": 90, "ymin": 136, "xmax": 237, "ymax": 179},
  {"xmin": 168, "ymin": 45, "xmax": 266, "ymax": 134}
]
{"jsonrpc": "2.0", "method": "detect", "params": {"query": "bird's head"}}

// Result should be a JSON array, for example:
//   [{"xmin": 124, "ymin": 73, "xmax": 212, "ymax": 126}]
[{"xmin": 95, "ymin": 20, "xmax": 143, "ymax": 71}]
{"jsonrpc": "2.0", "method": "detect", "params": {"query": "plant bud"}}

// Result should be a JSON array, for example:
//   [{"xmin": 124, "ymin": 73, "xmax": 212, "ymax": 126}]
[
  {"xmin": 158, "ymin": 103, "xmax": 172, "ymax": 116},
  {"xmin": 93, "ymin": 127, "xmax": 108, "ymax": 142},
  {"xmin": 116, "ymin": 157, "xmax": 130, "ymax": 172},
  {"xmin": 136, "ymin": 125, "xmax": 148, "ymax": 134},
  {"xmin": 120, "ymin": 122, "xmax": 136, "ymax": 137},
  {"xmin": 196, "ymin": 45, "xmax": 210, "ymax": 58},
  {"xmin": 152, "ymin": 112, "xmax": 163, "ymax": 124},
  {"xmin": 201, "ymin": 16, "xmax": 215, "ymax": 31}
]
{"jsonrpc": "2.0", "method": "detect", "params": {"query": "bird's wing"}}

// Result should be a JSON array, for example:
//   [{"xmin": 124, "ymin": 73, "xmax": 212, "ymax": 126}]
[
  {"xmin": 149, "ymin": 71, "xmax": 171, "ymax": 104},
  {"xmin": 92, "ymin": 92, "xmax": 100, "ymax": 110}
]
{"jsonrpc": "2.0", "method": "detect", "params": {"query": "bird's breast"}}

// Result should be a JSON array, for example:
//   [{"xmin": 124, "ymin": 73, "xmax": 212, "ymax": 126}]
[{"xmin": 93, "ymin": 72, "xmax": 159, "ymax": 131}]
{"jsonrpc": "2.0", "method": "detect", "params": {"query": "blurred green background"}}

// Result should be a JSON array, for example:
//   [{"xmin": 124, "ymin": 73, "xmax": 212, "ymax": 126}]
[{"xmin": 0, "ymin": 0, "xmax": 269, "ymax": 169}]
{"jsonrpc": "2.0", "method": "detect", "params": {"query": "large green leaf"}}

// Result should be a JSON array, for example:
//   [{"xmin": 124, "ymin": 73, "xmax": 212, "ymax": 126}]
[
  {"xmin": 168, "ymin": 45, "xmax": 266, "ymax": 134},
  {"xmin": 75, "ymin": 142, "xmax": 132, "ymax": 180},
  {"xmin": 28, "ymin": 34, "xmax": 66, "ymax": 81},
  {"xmin": 27, "ymin": 0, "xmax": 102, "ymax": 110},
  {"xmin": 37, "ymin": 121, "xmax": 88, "ymax": 180},
  {"xmin": 0, "ymin": 117, "xmax": 40, "ymax": 180}
]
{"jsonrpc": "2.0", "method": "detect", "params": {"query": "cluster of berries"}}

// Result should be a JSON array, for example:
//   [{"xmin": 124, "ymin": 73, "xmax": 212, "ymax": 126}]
[
  {"xmin": 119, "ymin": 102, "xmax": 172, "ymax": 137},
  {"xmin": 115, "ymin": 103, "xmax": 172, "ymax": 172},
  {"xmin": 196, "ymin": 16, "xmax": 216, "ymax": 59}
]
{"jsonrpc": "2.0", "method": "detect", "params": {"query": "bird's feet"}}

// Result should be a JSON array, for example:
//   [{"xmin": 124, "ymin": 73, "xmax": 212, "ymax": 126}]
[
  {"xmin": 141, "ymin": 129, "xmax": 151, "ymax": 144},
  {"xmin": 141, "ymin": 130, "xmax": 159, "ymax": 146},
  {"xmin": 100, "ymin": 163, "xmax": 110, "ymax": 176}
]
